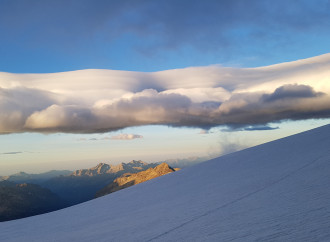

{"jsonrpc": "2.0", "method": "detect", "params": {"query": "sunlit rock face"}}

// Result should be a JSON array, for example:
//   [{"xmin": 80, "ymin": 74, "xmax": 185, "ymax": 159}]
[
  {"xmin": 42, "ymin": 160, "xmax": 157, "ymax": 205},
  {"xmin": 95, "ymin": 163, "xmax": 177, "ymax": 197}
]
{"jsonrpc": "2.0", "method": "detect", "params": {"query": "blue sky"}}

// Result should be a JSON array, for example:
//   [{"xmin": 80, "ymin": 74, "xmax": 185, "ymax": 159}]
[
  {"xmin": 1, "ymin": 0, "xmax": 330, "ymax": 73},
  {"xmin": 1, "ymin": 0, "xmax": 330, "ymax": 175}
]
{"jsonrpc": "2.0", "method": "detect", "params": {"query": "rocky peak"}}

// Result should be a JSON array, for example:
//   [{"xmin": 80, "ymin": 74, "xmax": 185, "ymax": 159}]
[
  {"xmin": 154, "ymin": 163, "xmax": 175, "ymax": 173},
  {"xmin": 95, "ymin": 162, "xmax": 178, "ymax": 197},
  {"xmin": 93, "ymin": 163, "xmax": 110, "ymax": 174},
  {"xmin": 108, "ymin": 163, "xmax": 124, "ymax": 173},
  {"xmin": 128, "ymin": 160, "xmax": 148, "ymax": 167},
  {"xmin": 70, "ymin": 161, "xmax": 155, "ymax": 177},
  {"xmin": 71, "ymin": 163, "xmax": 111, "ymax": 176}
]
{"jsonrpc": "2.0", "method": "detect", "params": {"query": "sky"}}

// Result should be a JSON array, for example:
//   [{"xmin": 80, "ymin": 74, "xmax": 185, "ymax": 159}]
[{"xmin": 1, "ymin": 0, "xmax": 330, "ymax": 175}]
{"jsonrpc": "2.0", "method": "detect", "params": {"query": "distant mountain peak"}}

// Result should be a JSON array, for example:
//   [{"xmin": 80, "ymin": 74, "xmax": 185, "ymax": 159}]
[
  {"xmin": 0, "ymin": 170, "xmax": 73, "ymax": 183},
  {"xmin": 94, "ymin": 163, "xmax": 111, "ymax": 173},
  {"xmin": 71, "ymin": 163, "xmax": 111, "ymax": 177},
  {"xmin": 128, "ymin": 160, "xmax": 148, "ymax": 166},
  {"xmin": 11, "ymin": 171, "xmax": 30, "ymax": 177},
  {"xmin": 70, "ymin": 161, "xmax": 157, "ymax": 177},
  {"xmin": 108, "ymin": 163, "xmax": 124, "ymax": 173}
]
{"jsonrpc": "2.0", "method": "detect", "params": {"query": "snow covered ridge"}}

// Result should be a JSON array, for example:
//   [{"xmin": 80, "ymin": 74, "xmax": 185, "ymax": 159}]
[{"xmin": 2, "ymin": 124, "xmax": 330, "ymax": 241}]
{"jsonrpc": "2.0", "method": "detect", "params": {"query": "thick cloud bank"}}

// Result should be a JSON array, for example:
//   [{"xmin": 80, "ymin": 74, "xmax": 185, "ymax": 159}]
[{"xmin": 1, "ymin": 54, "xmax": 330, "ymax": 134}]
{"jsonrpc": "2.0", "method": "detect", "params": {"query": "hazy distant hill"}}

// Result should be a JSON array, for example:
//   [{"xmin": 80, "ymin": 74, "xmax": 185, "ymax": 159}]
[
  {"xmin": 161, "ymin": 156, "xmax": 210, "ymax": 168},
  {"xmin": 0, "ymin": 170, "xmax": 73, "ymax": 185},
  {"xmin": 96, "ymin": 163, "xmax": 177, "ymax": 197},
  {"xmin": 0, "ymin": 181, "xmax": 65, "ymax": 222}
]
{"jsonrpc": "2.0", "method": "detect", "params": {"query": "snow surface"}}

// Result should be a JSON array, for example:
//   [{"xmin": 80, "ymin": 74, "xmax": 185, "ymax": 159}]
[{"xmin": 2, "ymin": 124, "xmax": 330, "ymax": 241}]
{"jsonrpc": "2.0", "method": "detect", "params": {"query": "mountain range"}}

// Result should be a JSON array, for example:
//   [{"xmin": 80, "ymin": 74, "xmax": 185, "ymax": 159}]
[
  {"xmin": 1, "ymin": 124, "xmax": 330, "ymax": 241},
  {"xmin": 0, "ymin": 160, "xmax": 164, "ymax": 221},
  {"xmin": 95, "ymin": 162, "xmax": 177, "ymax": 197},
  {"xmin": 1, "ymin": 170, "xmax": 72, "ymax": 184},
  {"xmin": 42, "ymin": 160, "xmax": 157, "ymax": 205}
]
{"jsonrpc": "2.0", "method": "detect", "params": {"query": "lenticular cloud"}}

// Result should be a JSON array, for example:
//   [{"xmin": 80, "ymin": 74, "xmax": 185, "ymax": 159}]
[{"xmin": 1, "ymin": 54, "xmax": 330, "ymax": 134}]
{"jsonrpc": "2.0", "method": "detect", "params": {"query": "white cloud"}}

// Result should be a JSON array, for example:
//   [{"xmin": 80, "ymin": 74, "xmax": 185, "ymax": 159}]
[
  {"xmin": 111, "ymin": 134, "xmax": 143, "ymax": 140},
  {"xmin": 199, "ymin": 130, "xmax": 208, "ymax": 135},
  {"xmin": 1, "ymin": 54, "xmax": 330, "ymax": 134},
  {"xmin": 0, "ymin": 151, "xmax": 23, "ymax": 155}
]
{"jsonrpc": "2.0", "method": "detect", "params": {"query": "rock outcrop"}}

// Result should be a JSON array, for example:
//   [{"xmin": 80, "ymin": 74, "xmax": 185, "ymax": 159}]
[{"xmin": 95, "ymin": 163, "xmax": 178, "ymax": 197}]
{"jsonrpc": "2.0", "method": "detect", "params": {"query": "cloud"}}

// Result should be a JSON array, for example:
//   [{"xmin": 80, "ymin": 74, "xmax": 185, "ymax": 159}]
[
  {"xmin": 262, "ymin": 84, "xmax": 323, "ymax": 102},
  {"xmin": 111, "ymin": 134, "xmax": 143, "ymax": 140},
  {"xmin": 1, "ymin": 0, "xmax": 330, "ymax": 72},
  {"xmin": 223, "ymin": 125, "xmax": 279, "ymax": 132},
  {"xmin": 0, "ymin": 87, "xmax": 59, "ymax": 133},
  {"xmin": 0, "ymin": 151, "xmax": 22, "ymax": 155},
  {"xmin": 199, "ymin": 129, "xmax": 216, "ymax": 134},
  {"xmin": 199, "ymin": 130, "xmax": 208, "ymax": 135},
  {"xmin": 1, "ymin": 54, "xmax": 330, "ymax": 134},
  {"xmin": 77, "ymin": 138, "xmax": 87, "ymax": 141},
  {"xmin": 217, "ymin": 85, "xmax": 330, "ymax": 126},
  {"xmin": 77, "ymin": 137, "xmax": 104, "ymax": 141},
  {"xmin": 89, "ymin": 138, "xmax": 98, "ymax": 141},
  {"xmin": 24, "ymin": 104, "xmax": 97, "ymax": 133},
  {"xmin": 242, "ymin": 125, "xmax": 279, "ymax": 131}
]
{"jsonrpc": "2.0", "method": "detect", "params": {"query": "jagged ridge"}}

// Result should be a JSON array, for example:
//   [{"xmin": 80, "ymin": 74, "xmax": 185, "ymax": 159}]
[
  {"xmin": 95, "ymin": 163, "xmax": 177, "ymax": 197},
  {"xmin": 70, "ymin": 160, "xmax": 151, "ymax": 177}
]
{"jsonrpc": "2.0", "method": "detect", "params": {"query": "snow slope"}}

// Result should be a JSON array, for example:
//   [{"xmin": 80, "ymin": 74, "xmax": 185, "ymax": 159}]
[{"xmin": 1, "ymin": 124, "xmax": 330, "ymax": 241}]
